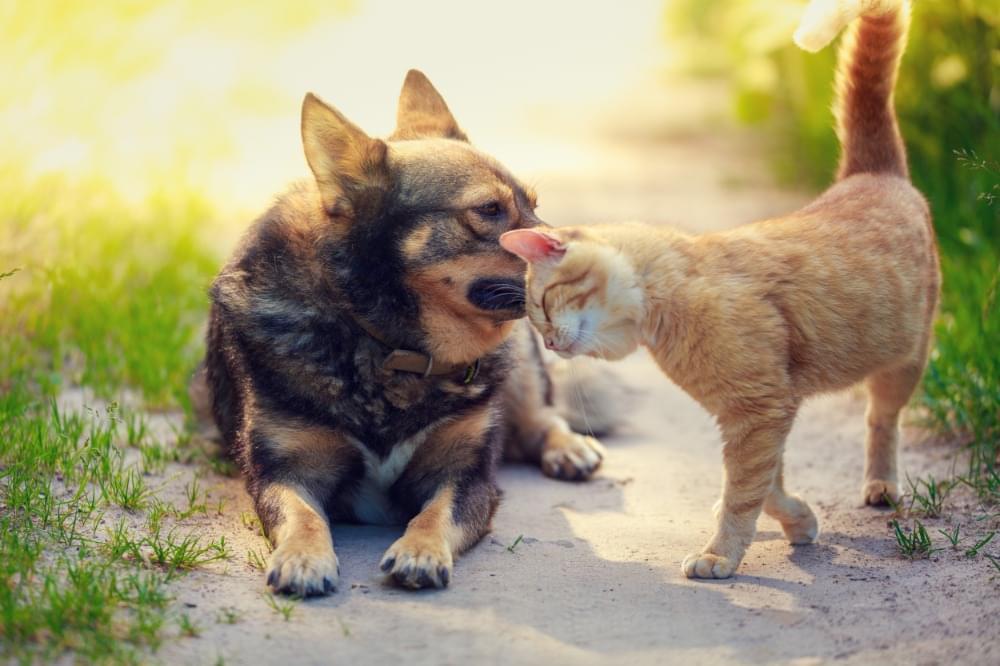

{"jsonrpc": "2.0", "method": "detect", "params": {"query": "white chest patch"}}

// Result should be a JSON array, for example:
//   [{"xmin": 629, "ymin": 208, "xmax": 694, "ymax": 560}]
[{"xmin": 347, "ymin": 429, "xmax": 429, "ymax": 525}]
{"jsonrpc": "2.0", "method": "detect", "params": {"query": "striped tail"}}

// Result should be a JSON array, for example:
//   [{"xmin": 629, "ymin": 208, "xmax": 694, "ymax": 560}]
[{"xmin": 794, "ymin": 0, "xmax": 911, "ymax": 181}]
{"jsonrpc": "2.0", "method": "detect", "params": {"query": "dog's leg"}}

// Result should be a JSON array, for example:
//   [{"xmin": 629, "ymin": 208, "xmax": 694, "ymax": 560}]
[
  {"xmin": 258, "ymin": 481, "xmax": 340, "ymax": 596},
  {"xmin": 245, "ymin": 422, "xmax": 352, "ymax": 596},
  {"xmin": 501, "ymin": 324, "xmax": 605, "ymax": 480},
  {"xmin": 378, "ymin": 481, "xmax": 490, "ymax": 589},
  {"xmin": 380, "ymin": 405, "xmax": 500, "ymax": 589}
]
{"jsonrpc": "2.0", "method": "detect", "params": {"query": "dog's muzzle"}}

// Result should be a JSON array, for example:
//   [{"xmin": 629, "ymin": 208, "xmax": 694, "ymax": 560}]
[{"xmin": 466, "ymin": 277, "xmax": 526, "ymax": 318}]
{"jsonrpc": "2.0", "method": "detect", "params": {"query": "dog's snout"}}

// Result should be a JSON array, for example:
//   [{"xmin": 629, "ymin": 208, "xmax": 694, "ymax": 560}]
[{"xmin": 467, "ymin": 277, "xmax": 526, "ymax": 317}]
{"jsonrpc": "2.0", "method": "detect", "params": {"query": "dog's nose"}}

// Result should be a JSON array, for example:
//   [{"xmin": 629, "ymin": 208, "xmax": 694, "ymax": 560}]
[{"xmin": 466, "ymin": 277, "xmax": 526, "ymax": 316}]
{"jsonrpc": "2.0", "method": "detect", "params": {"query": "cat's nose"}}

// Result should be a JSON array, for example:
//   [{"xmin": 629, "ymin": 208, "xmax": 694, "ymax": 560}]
[{"xmin": 544, "ymin": 337, "xmax": 556, "ymax": 350}]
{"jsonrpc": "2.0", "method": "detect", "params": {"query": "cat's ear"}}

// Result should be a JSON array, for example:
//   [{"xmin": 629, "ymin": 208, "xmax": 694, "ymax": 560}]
[
  {"xmin": 499, "ymin": 229, "xmax": 566, "ymax": 264},
  {"xmin": 302, "ymin": 92, "xmax": 389, "ymax": 217}
]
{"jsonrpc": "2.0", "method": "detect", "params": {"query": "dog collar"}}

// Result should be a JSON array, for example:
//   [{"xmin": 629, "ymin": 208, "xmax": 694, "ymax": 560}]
[{"xmin": 349, "ymin": 312, "xmax": 482, "ymax": 382}]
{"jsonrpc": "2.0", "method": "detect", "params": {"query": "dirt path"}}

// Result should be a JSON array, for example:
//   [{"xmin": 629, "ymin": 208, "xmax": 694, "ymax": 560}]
[{"xmin": 148, "ymin": 116, "xmax": 997, "ymax": 665}]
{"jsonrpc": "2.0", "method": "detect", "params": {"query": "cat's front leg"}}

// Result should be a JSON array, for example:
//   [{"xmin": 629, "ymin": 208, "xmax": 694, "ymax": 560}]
[{"xmin": 683, "ymin": 407, "xmax": 797, "ymax": 579}]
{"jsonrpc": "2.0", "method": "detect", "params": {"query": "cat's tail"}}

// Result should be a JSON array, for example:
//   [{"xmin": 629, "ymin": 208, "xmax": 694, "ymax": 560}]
[{"xmin": 794, "ymin": 0, "xmax": 910, "ymax": 181}]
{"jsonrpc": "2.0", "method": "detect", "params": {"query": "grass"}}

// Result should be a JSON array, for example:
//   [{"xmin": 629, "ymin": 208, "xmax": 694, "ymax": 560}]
[
  {"xmin": 177, "ymin": 613, "xmax": 202, "ymax": 638},
  {"xmin": 217, "ymin": 607, "xmax": 242, "ymax": 625},
  {"xmin": 247, "ymin": 548, "xmax": 270, "ymax": 572},
  {"xmin": 890, "ymin": 519, "xmax": 939, "ymax": 560},
  {"xmin": 938, "ymin": 524, "xmax": 962, "ymax": 548},
  {"xmin": 964, "ymin": 531, "xmax": 997, "ymax": 559},
  {"xmin": 0, "ymin": 174, "xmax": 224, "ymax": 662},
  {"xmin": 262, "ymin": 593, "xmax": 298, "ymax": 622},
  {"xmin": 906, "ymin": 475, "xmax": 952, "ymax": 519}
]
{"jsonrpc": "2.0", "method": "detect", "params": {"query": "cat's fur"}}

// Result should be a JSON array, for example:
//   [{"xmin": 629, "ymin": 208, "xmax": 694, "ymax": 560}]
[
  {"xmin": 193, "ymin": 71, "xmax": 607, "ymax": 596},
  {"xmin": 500, "ymin": 0, "xmax": 939, "ymax": 579}
]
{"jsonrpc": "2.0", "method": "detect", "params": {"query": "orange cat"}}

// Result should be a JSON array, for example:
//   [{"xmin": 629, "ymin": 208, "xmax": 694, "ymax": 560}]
[{"xmin": 500, "ymin": 0, "xmax": 939, "ymax": 579}]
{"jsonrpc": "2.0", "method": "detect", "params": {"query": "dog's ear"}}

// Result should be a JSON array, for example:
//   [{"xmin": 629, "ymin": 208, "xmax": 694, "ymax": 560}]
[
  {"xmin": 392, "ymin": 69, "xmax": 468, "ymax": 142},
  {"xmin": 302, "ymin": 92, "xmax": 389, "ymax": 218}
]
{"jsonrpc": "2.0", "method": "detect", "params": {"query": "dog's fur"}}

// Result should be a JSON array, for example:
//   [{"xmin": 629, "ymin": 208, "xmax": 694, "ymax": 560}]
[{"xmin": 194, "ymin": 71, "xmax": 606, "ymax": 595}]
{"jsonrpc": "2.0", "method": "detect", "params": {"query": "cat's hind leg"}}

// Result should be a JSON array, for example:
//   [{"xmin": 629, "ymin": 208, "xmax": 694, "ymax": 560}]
[
  {"xmin": 763, "ymin": 463, "xmax": 818, "ymax": 544},
  {"xmin": 862, "ymin": 360, "xmax": 923, "ymax": 506},
  {"xmin": 683, "ymin": 403, "xmax": 797, "ymax": 579}
]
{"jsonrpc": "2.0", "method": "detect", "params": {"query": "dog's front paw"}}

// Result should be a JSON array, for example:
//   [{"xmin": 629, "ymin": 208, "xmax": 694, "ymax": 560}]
[
  {"xmin": 380, "ymin": 532, "xmax": 452, "ymax": 590},
  {"xmin": 266, "ymin": 541, "xmax": 339, "ymax": 597},
  {"xmin": 542, "ymin": 432, "xmax": 605, "ymax": 481},
  {"xmin": 682, "ymin": 552, "xmax": 738, "ymax": 579},
  {"xmin": 862, "ymin": 479, "xmax": 900, "ymax": 507}
]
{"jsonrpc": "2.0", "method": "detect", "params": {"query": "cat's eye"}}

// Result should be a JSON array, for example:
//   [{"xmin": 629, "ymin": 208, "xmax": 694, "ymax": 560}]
[{"xmin": 475, "ymin": 201, "xmax": 503, "ymax": 218}]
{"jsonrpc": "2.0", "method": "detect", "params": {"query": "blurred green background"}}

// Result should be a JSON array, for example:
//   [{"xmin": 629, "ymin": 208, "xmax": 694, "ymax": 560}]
[
  {"xmin": 667, "ymin": 0, "xmax": 999, "ymax": 477},
  {"xmin": 1, "ymin": 0, "xmax": 997, "ymax": 470}
]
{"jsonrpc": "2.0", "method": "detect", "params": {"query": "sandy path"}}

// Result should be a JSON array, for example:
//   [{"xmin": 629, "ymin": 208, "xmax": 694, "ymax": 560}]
[{"xmin": 154, "ymin": 116, "xmax": 997, "ymax": 665}]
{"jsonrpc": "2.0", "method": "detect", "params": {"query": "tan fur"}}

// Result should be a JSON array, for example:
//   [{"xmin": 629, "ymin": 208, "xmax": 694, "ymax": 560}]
[
  {"xmin": 264, "ymin": 483, "xmax": 341, "ymax": 594},
  {"xmin": 406, "ymin": 253, "xmax": 524, "ymax": 365},
  {"xmin": 505, "ymin": 0, "xmax": 938, "ymax": 579},
  {"xmin": 407, "ymin": 404, "xmax": 497, "ymax": 479},
  {"xmin": 256, "ymin": 421, "xmax": 353, "ymax": 480},
  {"xmin": 379, "ymin": 485, "xmax": 467, "ymax": 589}
]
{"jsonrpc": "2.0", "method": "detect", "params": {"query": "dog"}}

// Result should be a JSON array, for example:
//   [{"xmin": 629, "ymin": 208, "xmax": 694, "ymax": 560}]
[{"xmin": 191, "ymin": 71, "xmax": 611, "ymax": 595}]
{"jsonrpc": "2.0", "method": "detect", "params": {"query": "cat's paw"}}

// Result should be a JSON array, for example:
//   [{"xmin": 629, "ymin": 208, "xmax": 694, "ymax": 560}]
[
  {"xmin": 380, "ymin": 532, "xmax": 452, "ymax": 590},
  {"xmin": 266, "ymin": 541, "xmax": 339, "ymax": 597},
  {"xmin": 862, "ymin": 479, "xmax": 900, "ymax": 507},
  {"xmin": 541, "ymin": 432, "xmax": 605, "ymax": 481},
  {"xmin": 682, "ymin": 552, "xmax": 738, "ymax": 579},
  {"xmin": 783, "ymin": 508, "xmax": 819, "ymax": 545}
]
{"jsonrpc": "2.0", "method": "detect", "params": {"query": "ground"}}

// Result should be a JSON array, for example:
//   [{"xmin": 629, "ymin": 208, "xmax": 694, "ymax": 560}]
[{"xmin": 128, "ymin": 109, "xmax": 997, "ymax": 665}]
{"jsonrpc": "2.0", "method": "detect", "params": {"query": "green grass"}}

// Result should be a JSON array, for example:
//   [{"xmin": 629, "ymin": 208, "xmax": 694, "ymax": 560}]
[
  {"xmin": 890, "ymin": 518, "xmax": 939, "ymax": 560},
  {"xmin": 906, "ymin": 474, "xmax": 952, "ymax": 519},
  {"xmin": 262, "ymin": 593, "xmax": 298, "ymax": 622},
  {"xmin": 938, "ymin": 524, "xmax": 962, "ymax": 548},
  {"xmin": 506, "ymin": 534, "xmax": 525, "ymax": 553},
  {"xmin": 964, "ymin": 531, "xmax": 997, "ymax": 559},
  {"xmin": 0, "ymin": 174, "xmax": 224, "ymax": 662}
]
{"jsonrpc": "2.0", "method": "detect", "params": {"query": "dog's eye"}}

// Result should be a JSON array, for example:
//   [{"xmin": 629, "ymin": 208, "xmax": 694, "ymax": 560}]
[{"xmin": 475, "ymin": 202, "xmax": 503, "ymax": 218}]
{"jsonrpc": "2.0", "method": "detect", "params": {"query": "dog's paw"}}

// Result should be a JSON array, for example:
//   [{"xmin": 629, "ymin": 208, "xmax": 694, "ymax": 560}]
[
  {"xmin": 682, "ymin": 552, "xmax": 738, "ymax": 579},
  {"xmin": 266, "ymin": 541, "xmax": 339, "ymax": 597},
  {"xmin": 862, "ymin": 479, "xmax": 900, "ymax": 507},
  {"xmin": 542, "ymin": 432, "xmax": 605, "ymax": 481},
  {"xmin": 380, "ymin": 532, "xmax": 452, "ymax": 590}
]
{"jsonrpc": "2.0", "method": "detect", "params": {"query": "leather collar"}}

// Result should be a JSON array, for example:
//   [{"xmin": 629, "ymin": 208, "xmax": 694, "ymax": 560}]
[{"xmin": 349, "ymin": 312, "xmax": 482, "ymax": 382}]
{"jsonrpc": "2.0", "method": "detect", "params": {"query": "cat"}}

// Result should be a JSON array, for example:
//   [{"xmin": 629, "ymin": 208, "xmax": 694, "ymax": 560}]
[{"xmin": 499, "ymin": 0, "xmax": 939, "ymax": 579}]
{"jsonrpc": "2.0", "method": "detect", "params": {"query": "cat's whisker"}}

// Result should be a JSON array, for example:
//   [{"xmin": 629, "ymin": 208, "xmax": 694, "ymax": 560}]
[{"xmin": 565, "ymin": 359, "xmax": 596, "ymax": 438}]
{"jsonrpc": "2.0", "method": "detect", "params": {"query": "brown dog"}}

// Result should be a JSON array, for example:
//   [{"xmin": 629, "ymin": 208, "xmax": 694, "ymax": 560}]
[{"xmin": 192, "ymin": 71, "xmax": 608, "ymax": 596}]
